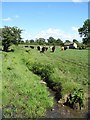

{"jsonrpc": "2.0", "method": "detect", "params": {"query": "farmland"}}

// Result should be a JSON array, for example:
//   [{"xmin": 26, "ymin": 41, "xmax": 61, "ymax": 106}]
[{"xmin": 2, "ymin": 45, "xmax": 89, "ymax": 118}]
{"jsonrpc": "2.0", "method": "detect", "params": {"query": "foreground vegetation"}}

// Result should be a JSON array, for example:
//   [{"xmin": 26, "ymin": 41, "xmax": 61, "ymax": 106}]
[
  {"xmin": 2, "ymin": 45, "xmax": 88, "ymax": 118},
  {"xmin": 2, "ymin": 46, "xmax": 53, "ymax": 118}
]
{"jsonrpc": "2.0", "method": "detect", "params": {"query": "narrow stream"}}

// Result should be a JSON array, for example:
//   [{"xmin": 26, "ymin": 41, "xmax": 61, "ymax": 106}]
[{"xmin": 44, "ymin": 88, "xmax": 88, "ymax": 118}]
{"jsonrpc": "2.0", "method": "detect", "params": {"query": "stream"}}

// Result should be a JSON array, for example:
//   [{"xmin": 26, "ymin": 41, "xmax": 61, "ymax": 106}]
[{"xmin": 44, "ymin": 88, "xmax": 89, "ymax": 119}]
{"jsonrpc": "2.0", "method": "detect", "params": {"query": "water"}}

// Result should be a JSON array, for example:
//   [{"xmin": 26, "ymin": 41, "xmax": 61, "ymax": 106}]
[
  {"xmin": 45, "ymin": 102, "xmax": 88, "ymax": 118},
  {"xmin": 44, "ymin": 88, "xmax": 88, "ymax": 118}
]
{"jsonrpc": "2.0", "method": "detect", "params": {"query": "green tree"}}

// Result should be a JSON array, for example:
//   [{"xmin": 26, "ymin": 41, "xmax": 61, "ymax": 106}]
[
  {"xmin": 25, "ymin": 40, "xmax": 29, "ymax": 44},
  {"xmin": 1, "ymin": 26, "xmax": 22, "ymax": 52},
  {"xmin": 30, "ymin": 39, "xmax": 34, "ymax": 43},
  {"xmin": 35, "ymin": 38, "xmax": 45, "ymax": 45},
  {"xmin": 65, "ymin": 40, "xmax": 71, "ymax": 43},
  {"xmin": 78, "ymin": 19, "xmax": 90, "ymax": 45},
  {"xmin": 20, "ymin": 40, "xmax": 24, "ymax": 44},
  {"xmin": 47, "ymin": 37, "xmax": 56, "ymax": 45},
  {"xmin": 55, "ymin": 38, "xmax": 63, "ymax": 46}
]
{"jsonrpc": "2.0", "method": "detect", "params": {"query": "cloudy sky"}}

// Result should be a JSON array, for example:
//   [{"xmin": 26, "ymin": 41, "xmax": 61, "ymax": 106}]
[{"xmin": 1, "ymin": 2, "xmax": 88, "ymax": 42}]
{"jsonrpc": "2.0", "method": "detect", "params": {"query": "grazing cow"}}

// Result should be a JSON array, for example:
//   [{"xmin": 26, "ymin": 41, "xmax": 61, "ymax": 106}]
[
  {"xmin": 37, "ymin": 46, "xmax": 40, "ymax": 51},
  {"xmin": 45, "ymin": 47, "xmax": 48, "ymax": 51},
  {"xmin": 61, "ymin": 46, "xmax": 64, "ymax": 51},
  {"xmin": 52, "ymin": 46, "xmax": 55, "ymax": 52},
  {"xmin": 25, "ymin": 45, "xmax": 28, "ymax": 47},
  {"xmin": 64, "ymin": 46, "xmax": 67, "ymax": 50},
  {"xmin": 40, "ymin": 46, "xmax": 46, "ymax": 53},
  {"xmin": 30, "ymin": 46, "xmax": 34, "ymax": 49},
  {"xmin": 61, "ymin": 46, "xmax": 67, "ymax": 51}
]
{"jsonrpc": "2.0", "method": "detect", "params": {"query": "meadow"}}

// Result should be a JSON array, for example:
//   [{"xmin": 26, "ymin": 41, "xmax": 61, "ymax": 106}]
[{"xmin": 2, "ymin": 45, "xmax": 89, "ymax": 118}]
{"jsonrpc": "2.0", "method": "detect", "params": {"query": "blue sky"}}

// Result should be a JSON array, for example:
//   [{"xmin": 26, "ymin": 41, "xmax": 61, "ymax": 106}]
[{"xmin": 1, "ymin": 2, "xmax": 88, "ymax": 42}]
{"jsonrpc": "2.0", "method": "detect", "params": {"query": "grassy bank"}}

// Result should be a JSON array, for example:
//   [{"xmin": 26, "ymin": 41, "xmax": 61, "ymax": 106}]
[
  {"xmin": 2, "ymin": 45, "xmax": 88, "ymax": 118},
  {"xmin": 2, "ymin": 46, "xmax": 53, "ymax": 118}
]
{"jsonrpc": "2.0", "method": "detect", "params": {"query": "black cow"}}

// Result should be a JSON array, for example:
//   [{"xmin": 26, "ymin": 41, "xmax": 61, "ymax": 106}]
[
  {"xmin": 45, "ymin": 47, "xmax": 48, "ymax": 51},
  {"xmin": 52, "ymin": 46, "xmax": 55, "ymax": 52},
  {"xmin": 25, "ymin": 45, "xmax": 28, "ymax": 47},
  {"xmin": 64, "ymin": 46, "xmax": 67, "ymax": 50},
  {"xmin": 30, "ymin": 46, "xmax": 34, "ymax": 49},
  {"xmin": 37, "ymin": 46, "xmax": 40, "ymax": 51},
  {"xmin": 40, "ymin": 47, "xmax": 46, "ymax": 53}
]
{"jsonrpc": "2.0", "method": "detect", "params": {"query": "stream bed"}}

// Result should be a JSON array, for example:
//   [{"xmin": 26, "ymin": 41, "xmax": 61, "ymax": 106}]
[{"xmin": 44, "ymin": 88, "xmax": 88, "ymax": 118}]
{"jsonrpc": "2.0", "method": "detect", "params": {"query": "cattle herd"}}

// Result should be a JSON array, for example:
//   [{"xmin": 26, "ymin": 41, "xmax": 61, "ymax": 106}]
[
  {"xmin": 24, "ymin": 45, "xmax": 76, "ymax": 53},
  {"xmin": 24, "ymin": 45, "xmax": 56, "ymax": 53}
]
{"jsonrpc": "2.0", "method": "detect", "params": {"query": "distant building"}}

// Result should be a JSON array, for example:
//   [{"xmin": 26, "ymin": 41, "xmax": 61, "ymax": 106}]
[{"xmin": 64, "ymin": 42, "xmax": 77, "ymax": 49}]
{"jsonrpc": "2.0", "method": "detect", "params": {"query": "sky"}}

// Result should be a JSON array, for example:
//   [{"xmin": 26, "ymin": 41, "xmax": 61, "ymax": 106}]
[{"xmin": 1, "ymin": 2, "xmax": 89, "ymax": 42}]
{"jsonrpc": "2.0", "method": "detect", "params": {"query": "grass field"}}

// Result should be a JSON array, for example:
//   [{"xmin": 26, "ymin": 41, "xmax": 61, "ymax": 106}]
[{"xmin": 2, "ymin": 45, "xmax": 89, "ymax": 118}]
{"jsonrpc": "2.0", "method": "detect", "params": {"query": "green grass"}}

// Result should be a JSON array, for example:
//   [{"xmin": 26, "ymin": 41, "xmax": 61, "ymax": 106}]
[
  {"xmin": 2, "ymin": 45, "xmax": 88, "ymax": 118},
  {"xmin": 0, "ymin": 51, "xmax": 2, "ymax": 109},
  {"xmin": 2, "ymin": 46, "xmax": 53, "ymax": 118}
]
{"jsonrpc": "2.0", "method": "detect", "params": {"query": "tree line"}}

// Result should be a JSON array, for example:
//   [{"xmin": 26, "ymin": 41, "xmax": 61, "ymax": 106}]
[{"xmin": 0, "ymin": 19, "xmax": 90, "ymax": 52}]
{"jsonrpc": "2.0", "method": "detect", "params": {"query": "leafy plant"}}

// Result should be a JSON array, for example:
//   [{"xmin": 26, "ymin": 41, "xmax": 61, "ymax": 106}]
[
  {"xmin": 67, "ymin": 88, "xmax": 84, "ymax": 109},
  {"xmin": 27, "ymin": 62, "xmax": 54, "ymax": 79}
]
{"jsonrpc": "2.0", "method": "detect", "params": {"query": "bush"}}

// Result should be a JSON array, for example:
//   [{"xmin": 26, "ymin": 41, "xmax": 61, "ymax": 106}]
[{"xmin": 27, "ymin": 62, "xmax": 54, "ymax": 79}]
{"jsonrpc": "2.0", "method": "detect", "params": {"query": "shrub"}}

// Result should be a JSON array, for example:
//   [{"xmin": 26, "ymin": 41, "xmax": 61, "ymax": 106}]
[{"xmin": 27, "ymin": 62, "xmax": 54, "ymax": 79}]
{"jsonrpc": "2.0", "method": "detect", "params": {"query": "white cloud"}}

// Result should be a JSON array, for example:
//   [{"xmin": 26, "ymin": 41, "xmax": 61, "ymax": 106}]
[
  {"xmin": 21, "ymin": 28, "xmax": 82, "ymax": 42},
  {"xmin": 35, "ymin": 28, "xmax": 64, "ymax": 40},
  {"xmin": 21, "ymin": 31, "xmax": 32, "ymax": 41},
  {"xmin": 2, "ymin": 17, "xmax": 12, "ymax": 21},
  {"xmin": 33, "ymin": 28, "xmax": 81, "ymax": 42},
  {"xmin": 72, "ymin": 26, "xmax": 79, "ymax": 32},
  {"xmin": 2, "ymin": 15, "xmax": 19, "ymax": 22},
  {"xmin": 35, "ymin": 28, "xmax": 76, "ymax": 41},
  {"xmin": 72, "ymin": 0, "xmax": 82, "ymax": 2}
]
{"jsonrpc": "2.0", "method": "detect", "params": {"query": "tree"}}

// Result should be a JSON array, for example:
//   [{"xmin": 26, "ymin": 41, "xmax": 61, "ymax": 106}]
[
  {"xmin": 25, "ymin": 40, "xmax": 29, "ymax": 44},
  {"xmin": 1, "ymin": 26, "xmax": 22, "ymax": 52},
  {"xmin": 30, "ymin": 39, "xmax": 34, "ymax": 43},
  {"xmin": 35, "ymin": 38, "xmax": 45, "ymax": 45},
  {"xmin": 47, "ymin": 37, "xmax": 56, "ymax": 45},
  {"xmin": 65, "ymin": 40, "xmax": 71, "ymax": 43},
  {"xmin": 78, "ymin": 19, "xmax": 90, "ymax": 45},
  {"xmin": 20, "ymin": 40, "xmax": 24, "ymax": 44},
  {"xmin": 55, "ymin": 38, "xmax": 63, "ymax": 46}
]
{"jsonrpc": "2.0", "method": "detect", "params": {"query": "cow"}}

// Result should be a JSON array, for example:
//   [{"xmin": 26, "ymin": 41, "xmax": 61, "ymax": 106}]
[
  {"xmin": 30, "ymin": 46, "xmax": 34, "ymax": 49},
  {"xmin": 25, "ymin": 45, "xmax": 28, "ymax": 47},
  {"xmin": 37, "ymin": 46, "xmax": 40, "ymax": 51},
  {"xmin": 64, "ymin": 46, "xmax": 67, "ymax": 50},
  {"xmin": 45, "ymin": 47, "xmax": 48, "ymax": 51},
  {"xmin": 40, "ymin": 46, "xmax": 46, "ymax": 53},
  {"xmin": 61, "ymin": 46, "xmax": 64, "ymax": 51},
  {"xmin": 61, "ymin": 46, "xmax": 67, "ymax": 51},
  {"xmin": 52, "ymin": 46, "xmax": 55, "ymax": 52}
]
